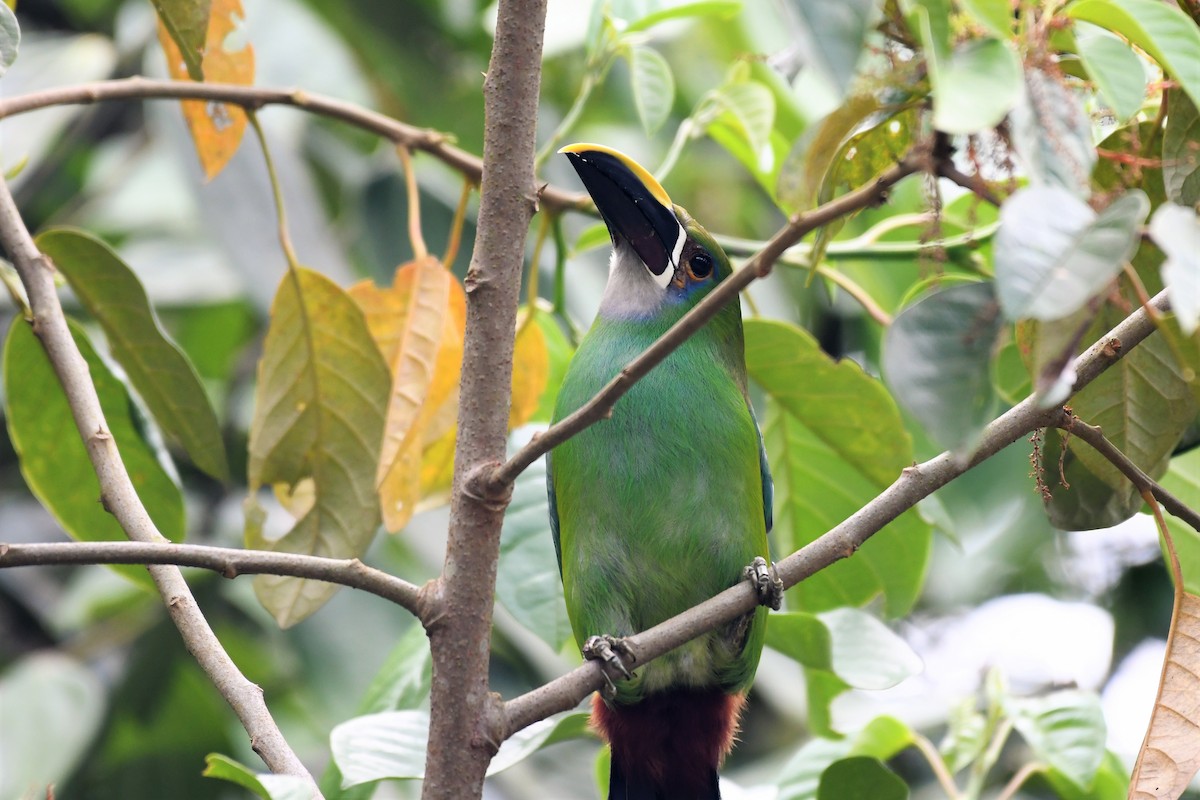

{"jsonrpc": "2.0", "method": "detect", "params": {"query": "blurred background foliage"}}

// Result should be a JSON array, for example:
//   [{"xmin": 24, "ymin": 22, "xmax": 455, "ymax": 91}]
[{"xmin": 0, "ymin": 0, "xmax": 1198, "ymax": 798}]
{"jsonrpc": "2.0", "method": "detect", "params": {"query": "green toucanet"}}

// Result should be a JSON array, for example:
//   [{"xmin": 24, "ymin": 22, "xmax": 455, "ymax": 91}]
[{"xmin": 548, "ymin": 144, "xmax": 775, "ymax": 800}]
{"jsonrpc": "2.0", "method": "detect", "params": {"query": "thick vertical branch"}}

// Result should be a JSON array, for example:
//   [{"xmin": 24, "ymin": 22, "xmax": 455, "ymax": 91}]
[
  {"xmin": 0, "ymin": 176, "xmax": 317, "ymax": 789},
  {"xmin": 420, "ymin": 2, "xmax": 547, "ymax": 798}
]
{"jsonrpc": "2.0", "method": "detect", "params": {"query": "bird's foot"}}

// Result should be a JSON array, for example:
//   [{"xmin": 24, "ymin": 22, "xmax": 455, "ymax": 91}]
[
  {"xmin": 745, "ymin": 556, "xmax": 783, "ymax": 610},
  {"xmin": 583, "ymin": 634, "xmax": 636, "ymax": 698}
]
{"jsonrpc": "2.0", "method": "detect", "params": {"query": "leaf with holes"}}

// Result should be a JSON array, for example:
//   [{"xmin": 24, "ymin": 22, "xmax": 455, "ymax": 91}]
[
  {"xmin": 151, "ymin": 0, "xmax": 210, "ymax": 80},
  {"xmin": 4, "ymin": 319, "xmax": 185, "ymax": 588},
  {"xmin": 158, "ymin": 0, "xmax": 253, "ymax": 179},
  {"xmin": 746, "ymin": 320, "xmax": 930, "ymax": 616},
  {"xmin": 38, "ymin": 228, "xmax": 228, "ymax": 481},
  {"xmin": 246, "ymin": 268, "xmax": 389, "ymax": 627}
]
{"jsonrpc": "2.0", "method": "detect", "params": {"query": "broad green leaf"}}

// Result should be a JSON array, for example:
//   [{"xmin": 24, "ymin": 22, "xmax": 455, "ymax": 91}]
[
  {"xmin": 1008, "ymin": 69, "xmax": 1096, "ymax": 197},
  {"xmin": 498, "ymin": 430, "xmax": 573, "ymax": 651},
  {"xmin": 777, "ymin": 716, "xmax": 914, "ymax": 800},
  {"xmin": 786, "ymin": 0, "xmax": 878, "ymax": 99},
  {"xmin": 817, "ymin": 756, "xmax": 908, "ymax": 800},
  {"xmin": 1006, "ymin": 690, "xmax": 1106, "ymax": 790},
  {"xmin": 960, "ymin": 0, "xmax": 1011, "ymax": 37},
  {"xmin": 1159, "ymin": 447, "xmax": 1200, "ymax": 596},
  {"xmin": 151, "ymin": 0, "xmax": 210, "ymax": 81},
  {"xmin": 246, "ymin": 268, "xmax": 390, "ymax": 627},
  {"xmin": 932, "ymin": 37, "xmax": 1022, "ymax": 135},
  {"xmin": 1043, "ymin": 750, "xmax": 1130, "ymax": 800},
  {"xmin": 1075, "ymin": 22, "xmax": 1148, "ymax": 122},
  {"xmin": 623, "ymin": 1, "xmax": 741, "ymax": 33},
  {"xmin": 158, "ymin": 0, "xmax": 253, "ymax": 179},
  {"xmin": 0, "ymin": 653, "xmax": 105, "ymax": 800},
  {"xmin": 708, "ymin": 79, "xmax": 775, "ymax": 175},
  {"xmin": 530, "ymin": 312, "xmax": 575, "ymax": 423},
  {"xmin": 820, "ymin": 608, "xmax": 922, "ymax": 690},
  {"xmin": 319, "ymin": 623, "xmax": 432, "ymax": 799},
  {"xmin": 884, "ymin": 282, "xmax": 1003, "ymax": 455},
  {"xmin": 628, "ymin": 45, "xmax": 675, "ymax": 135},
  {"xmin": 4, "ymin": 318, "xmax": 186, "ymax": 587},
  {"xmin": 747, "ymin": 320, "xmax": 931, "ymax": 616},
  {"xmin": 1163, "ymin": 89, "xmax": 1200, "ymax": 206},
  {"xmin": 766, "ymin": 612, "xmax": 833, "ymax": 670},
  {"xmin": 0, "ymin": 1, "xmax": 19, "ymax": 76},
  {"xmin": 1068, "ymin": 0, "xmax": 1200, "ymax": 110},
  {"xmin": 940, "ymin": 698, "xmax": 988, "ymax": 773},
  {"xmin": 170, "ymin": 300, "xmax": 257, "ymax": 382},
  {"xmin": 777, "ymin": 93, "xmax": 881, "ymax": 212},
  {"xmin": 331, "ymin": 709, "xmax": 591, "ymax": 786},
  {"xmin": 990, "ymin": 332, "xmax": 1032, "ymax": 405},
  {"xmin": 995, "ymin": 187, "xmax": 1149, "ymax": 321},
  {"xmin": 203, "ymin": 754, "xmax": 312, "ymax": 800},
  {"xmin": 38, "ymin": 228, "xmax": 229, "ymax": 481},
  {"xmin": 1150, "ymin": 203, "xmax": 1200, "ymax": 334},
  {"xmin": 571, "ymin": 222, "xmax": 612, "ymax": 256}
]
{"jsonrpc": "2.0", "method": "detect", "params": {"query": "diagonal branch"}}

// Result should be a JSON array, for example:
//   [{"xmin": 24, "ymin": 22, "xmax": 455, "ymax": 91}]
[
  {"xmin": 0, "ymin": 77, "xmax": 589, "ymax": 213},
  {"xmin": 490, "ymin": 148, "xmax": 930, "ymax": 490},
  {"xmin": 0, "ymin": 175, "xmax": 319, "ymax": 790},
  {"xmin": 500, "ymin": 290, "xmax": 1171, "ymax": 738},
  {"xmin": 0, "ymin": 541, "xmax": 426, "ymax": 613},
  {"xmin": 1055, "ymin": 410, "xmax": 1200, "ymax": 534}
]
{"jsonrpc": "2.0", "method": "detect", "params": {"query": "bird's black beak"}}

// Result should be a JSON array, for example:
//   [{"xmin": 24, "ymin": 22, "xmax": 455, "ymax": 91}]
[{"xmin": 561, "ymin": 143, "xmax": 684, "ymax": 280}]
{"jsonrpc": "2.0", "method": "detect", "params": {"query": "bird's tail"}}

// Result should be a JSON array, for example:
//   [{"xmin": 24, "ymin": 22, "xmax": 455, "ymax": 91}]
[{"xmin": 593, "ymin": 689, "xmax": 745, "ymax": 800}]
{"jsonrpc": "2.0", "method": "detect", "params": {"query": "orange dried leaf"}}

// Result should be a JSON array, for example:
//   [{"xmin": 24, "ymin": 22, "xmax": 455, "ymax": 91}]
[
  {"xmin": 510, "ymin": 313, "xmax": 549, "ymax": 429},
  {"xmin": 157, "ymin": 0, "xmax": 254, "ymax": 180},
  {"xmin": 1129, "ymin": 590, "xmax": 1200, "ymax": 799}
]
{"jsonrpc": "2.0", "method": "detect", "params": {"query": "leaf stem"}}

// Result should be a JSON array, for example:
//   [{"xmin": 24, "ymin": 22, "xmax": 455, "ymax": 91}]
[
  {"xmin": 911, "ymin": 731, "xmax": 961, "ymax": 799},
  {"xmin": 398, "ymin": 146, "xmax": 428, "ymax": 260},
  {"xmin": 247, "ymin": 111, "xmax": 301, "ymax": 273},
  {"xmin": 444, "ymin": 180, "xmax": 472, "ymax": 267},
  {"xmin": 994, "ymin": 761, "xmax": 1043, "ymax": 800}
]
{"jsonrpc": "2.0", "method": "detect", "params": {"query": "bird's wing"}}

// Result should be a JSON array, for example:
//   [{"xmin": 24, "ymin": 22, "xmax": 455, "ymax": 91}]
[
  {"xmin": 750, "ymin": 402, "xmax": 774, "ymax": 534},
  {"xmin": 546, "ymin": 451, "xmax": 564, "ymax": 574}
]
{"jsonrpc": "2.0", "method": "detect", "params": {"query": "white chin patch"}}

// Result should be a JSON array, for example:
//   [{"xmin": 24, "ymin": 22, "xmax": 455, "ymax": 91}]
[{"xmin": 647, "ymin": 220, "xmax": 686, "ymax": 289}]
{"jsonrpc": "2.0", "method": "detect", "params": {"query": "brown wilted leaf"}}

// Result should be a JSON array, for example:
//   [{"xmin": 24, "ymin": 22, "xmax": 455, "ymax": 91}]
[
  {"xmin": 1129, "ymin": 591, "xmax": 1200, "ymax": 799},
  {"xmin": 350, "ymin": 256, "xmax": 466, "ymax": 532},
  {"xmin": 157, "ymin": 0, "xmax": 254, "ymax": 180}
]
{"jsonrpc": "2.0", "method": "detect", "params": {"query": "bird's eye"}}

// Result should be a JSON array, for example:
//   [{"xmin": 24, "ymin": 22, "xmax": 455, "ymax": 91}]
[{"xmin": 688, "ymin": 252, "xmax": 714, "ymax": 281}]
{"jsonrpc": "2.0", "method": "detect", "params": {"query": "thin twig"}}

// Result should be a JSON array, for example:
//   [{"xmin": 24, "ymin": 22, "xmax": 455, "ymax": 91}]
[
  {"xmin": 0, "ymin": 541, "xmax": 426, "ymax": 613},
  {"xmin": 0, "ymin": 76, "xmax": 589, "ymax": 213},
  {"xmin": 491, "ymin": 150, "xmax": 929, "ymax": 489},
  {"xmin": 500, "ymin": 290, "xmax": 1171, "ymax": 737},
  {"xmin": 937, "ymin": 160, "xmax": 1003, "ymax": 207},
  {"xmin": 994, "ymin": 761, "xmax": 1042, "ymax": 800},
  {"xmin": 0, "ymin": 159, "xmax": 320, "ymax": 789},
  {"xmin": 815, "ymin": 265, "xmax": 893, "ymax": 326},
  {"xmin": 1055, "ymin": 410, "xmax": 1200, "ymax": 534},
  {"xmin": 911, "ymin": 732, "xmax": 962, "ymax": 799}
]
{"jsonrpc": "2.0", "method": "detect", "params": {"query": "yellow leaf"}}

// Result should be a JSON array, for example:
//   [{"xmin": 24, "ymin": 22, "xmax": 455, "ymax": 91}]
[
  {"xmin": 350, "ymin": 256, "xmax": 466, "ymax": 532},
  {"xmin": 418, "ymin": 427, "xmax": 457, "ymax": 509},
  {"xmin": 510, "ymin": 311, "xmax": 549, "ymax": 429},
  {"xmin": 1129, "ymin": 590, "xmax": 1200, "ymax": 799},
  {"xmin": 157, "ymin": 0, "xmax": 254, "ymax": 180}
]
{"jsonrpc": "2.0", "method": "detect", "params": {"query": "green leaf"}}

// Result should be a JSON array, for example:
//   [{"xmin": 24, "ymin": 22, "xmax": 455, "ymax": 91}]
[
  {"xmin": 150, "ymin": 0, "xmax": 211, "ymax": 81},
  {"xmin": 708, "ymin": 79, "xmax": 776, "ymax": 175},
  {"xmin": 817, "ymin": 756, "xmax": 909, "ymax": 800},
  {"xmin": 3, "ymin": 318, "xmax": 186, "ymax": 587},
  {"xmin": 38, "ymin": 228, "xmax": 229, "ymax": 481},
  {"xmin": 960, "ymin": 0, "xmax": 1012, "ymax": 38},
  {"xmin": 766, "ymin": 611, "xmax": 833, "ymax": 670},
  {"xmin": 628, "ymin": 45, "xmax": 675, "ymax": 134},
  {"xmin": 1043, "ymin": 750, "xmax": 1130, "ymax": 800},
  {"xmin": 777, "ymin": 93, "xmax": 882, "ymax": 212},
  {"xmin": 622, "ymin": 0, "xmax": 742, "ymax": 33},
  {"xmin": 571, "ymin": 222, "xmax": 612, "ymax": 257},
  {"xmin": 245, "ymin": 267, "xmax": 390, "ymax": 627},
  {"xmin": 1068, "ymin": 0, "xmax": 1200, "ymax": 110},
  {"xmin": 497, "ymin": 432, "xmax": 573, "ymax": 651},
  {"xmin": 777, "ymin": 716, "xmax": 914, "ymax": 800},
  {"xmin": 995, "ymin": 187, "xmax": 1149, "ymax": 321},
  {"xmin": 530, "ymin": 313, "xmax": 574, "ymax": 423},
  {"xmin": 203, "ymin": 754, "xmax": 313, "ymax": 800},
  {"xmin": 820, "ymin": 608, "xmax": 923, "ymax": 691},
  {"xmin": 0, "ymin": 1, "xmax": 19, "ymax": 77},
  {"xmin": 0, "ymin": 653, "xmax": 105, "ymax": 800},
  {"xmin": 1164, "ymin": 88, "xmax": 1200, "ymax": 206},
  {"xmin": 884, "ymin": 282, "xmax": 1003, "ymax": 454},
  {"xmin": 1150, "ymin": 203, "xmax": 1200, "ymax": 334},
  {"xmin": 331, "ymin": 709, "xmax": 591, "ymax": 786},
  {"xmin": 932, "ymin": 37, "xmax": 1023, "ymax": 135},
  {"xmin": 786, "ymin": 0, "xmax": 878, "ymax": 99},
  {"xmin": 1006, "ymin": 690, "xmax": 1106, "ymax": 790},
  {"xmin": 746, "ymin": 320, "xmax": 931, "ymax": 616},
  {"xmin": 1075, "ymin": 22, "xmax": 1148, "ymax": 122},
  {"xmin": 1158, "ymin": 447, "xmax": 1200, "ymax": 595},
  {"xmin": 940, "ymin": 697, "xmax": 988, "ymax": 773},
  {"xmin": 1008, "ymin": 69, "xmax": 1096, "ymax": 197}
]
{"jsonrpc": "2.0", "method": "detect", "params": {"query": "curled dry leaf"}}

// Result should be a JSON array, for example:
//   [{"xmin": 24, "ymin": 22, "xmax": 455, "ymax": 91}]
[{"xmin": 156, "ymin": 0, "xmax": 254, "ymax": 180}]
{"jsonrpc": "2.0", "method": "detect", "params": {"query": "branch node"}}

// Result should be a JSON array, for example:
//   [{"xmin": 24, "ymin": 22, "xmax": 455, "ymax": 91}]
[
  {"xmin": 89, "ymin": 426, "xmax": 112, "ymax": 444},
  {"xmin": 99, "ymin": 493, "xmax": 113, "ymax": 514},
  {"xmin": 1102, "ymin": 337, "xmax": 1122, "ymax": 359},
  {"xmin": 463, "ymin": 461, "xmax": 514, "ymax": 512},
  {"xmin": 0, "ymin": 543, "xmax": 8, "ymax": 558},
  {"xmin": 901, "ymin": 463, "xmax": 923, "ymax": 479},
  {"xmin": 417, "ymin": 577, "xmax": 448, "ymax": 630},
  {"xmin": 222, "ymin": 562, "xmax": 239, "ymax": 579}
]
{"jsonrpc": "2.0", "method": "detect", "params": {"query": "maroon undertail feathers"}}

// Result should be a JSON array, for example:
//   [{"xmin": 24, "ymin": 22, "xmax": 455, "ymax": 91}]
[{"xmin": 593, "ymin": 688, "xmax": 746, "ymax": 799}]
